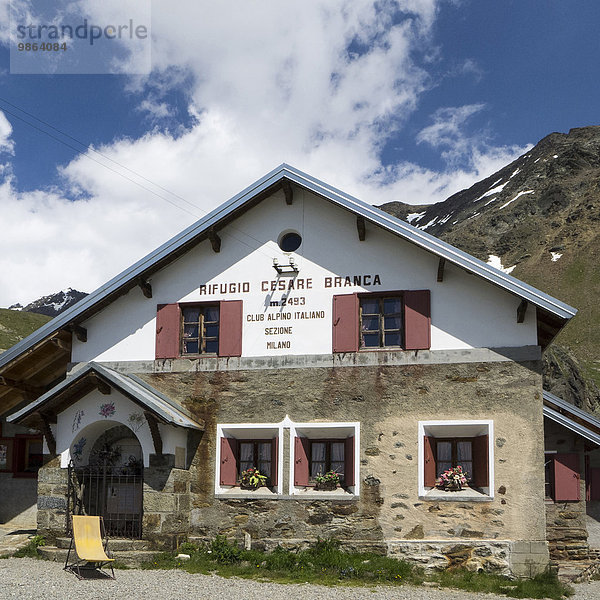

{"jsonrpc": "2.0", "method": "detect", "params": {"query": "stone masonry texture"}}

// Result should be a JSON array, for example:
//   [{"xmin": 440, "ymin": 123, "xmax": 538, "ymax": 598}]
[{"xmin": 138, "ymin": 359, "xmax": 547, "ymax": 573}]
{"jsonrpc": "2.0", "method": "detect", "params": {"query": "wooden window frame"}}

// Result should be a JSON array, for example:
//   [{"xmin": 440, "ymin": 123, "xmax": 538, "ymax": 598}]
[
  {"xmin": 359, "ymin": 293, "xmax": 404, "ymax": 350},
  {"xmin": 308, "ymin": 438, "xmax": 347, "ymax": 486},
  {"xmin": 180, "ymin": 303, "xmax": 220, "ymax": 356},
  {"xmin": 434, "ymin": 437, "xmax": 474, "ymax": 482},
  {"xmin": 237, "ymin": 439, "xmax": 273, "ymax": 485}
]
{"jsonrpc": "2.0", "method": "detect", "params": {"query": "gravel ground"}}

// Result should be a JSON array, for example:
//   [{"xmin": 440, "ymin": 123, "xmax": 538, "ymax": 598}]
[{"xmin": 1, "ymin": 558, "xmax": 599, "ymax": 600}]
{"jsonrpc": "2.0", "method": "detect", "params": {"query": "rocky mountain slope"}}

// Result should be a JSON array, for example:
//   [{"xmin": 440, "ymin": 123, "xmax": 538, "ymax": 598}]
[
  {"xmin": 380, "ymin": 126, "xmax": 600, "ymax": 413},
  {"xmin": 8, "ymin": 288, "xmax": 87, "ymax": 317}
]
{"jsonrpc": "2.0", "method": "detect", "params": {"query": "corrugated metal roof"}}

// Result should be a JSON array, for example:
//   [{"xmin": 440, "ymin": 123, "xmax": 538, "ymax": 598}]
[
  {"xmin": 7, "ymin": 362, "xmax": 203, "ymax": 430},
  {"xmin": 0, "ymin": 164, "xmax": 577, "ymax": 371}
]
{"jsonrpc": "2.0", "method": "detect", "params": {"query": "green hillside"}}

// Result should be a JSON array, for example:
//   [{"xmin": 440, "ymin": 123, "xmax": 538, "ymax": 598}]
[{"xmin": 0, "ymin": 308, "xmax": 52, "ymax": 353}]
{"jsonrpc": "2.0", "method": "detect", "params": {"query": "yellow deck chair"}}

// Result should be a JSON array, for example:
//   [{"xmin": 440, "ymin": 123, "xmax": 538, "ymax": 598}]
[{"xmin": 64, "ymin": 515, "xmax": 115, "ymax": 579}]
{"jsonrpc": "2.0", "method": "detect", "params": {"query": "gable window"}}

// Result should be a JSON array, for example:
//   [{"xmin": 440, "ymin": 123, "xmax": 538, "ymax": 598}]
[
  {"xmin": 156, "ymin": 300, "xmax": 242, "ymax": 359},
  {"xmin": 419, "ymin": 420, "xmax": 493, "ymax": 500},
  {"xmin": 332, "ymin": 290, "xmax": 430, "ymax": 353},
  {"xmin": 360, "ymin": 296, "xmax": 403, "ymax": 348},
  {"xmin": 181, "ymin": 305, "xmax": 219, "ymax": 355}
]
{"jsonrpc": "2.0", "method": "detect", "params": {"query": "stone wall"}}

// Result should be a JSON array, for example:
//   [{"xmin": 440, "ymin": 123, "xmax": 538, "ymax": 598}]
[
  {"xmin": 36, "ymin": 457, "xmax": 68, "ymax": 541},
  {"xmin": 140, "ymin": 357, "xmax": 548, "ymax": 575},
  {"xmin": 143, "ymin": 454, "xmax": 192, "ymax": 549}
]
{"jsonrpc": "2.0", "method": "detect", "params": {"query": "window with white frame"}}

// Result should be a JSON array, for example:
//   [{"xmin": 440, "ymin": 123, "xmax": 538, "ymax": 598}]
[
  {"xmin": 418, "ymin": 420, "xmax": 493, "ymax": 499},
  {"xmin": 290, "ymin": 422, "xmax": 360, "ymax": 495},
  {"xmin": 216, "ymin": 424, "xmax": 281, "ymax": 494}
]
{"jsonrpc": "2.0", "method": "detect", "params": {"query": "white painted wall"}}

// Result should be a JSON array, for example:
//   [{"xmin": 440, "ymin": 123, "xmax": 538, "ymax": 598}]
[
  {"xmin": 57, "ymin": 388, "xmax": 187, "ymax": 467},
  {"xmin": 72, "ymin": 188, "xmax": 538, "ymax": 363}
]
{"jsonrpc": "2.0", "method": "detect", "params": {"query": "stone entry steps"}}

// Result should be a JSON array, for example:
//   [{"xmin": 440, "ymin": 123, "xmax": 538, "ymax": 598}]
[
  {"xmin": 39, "ymin": 538, "xmax": 159, "ymax": 567},
  {"xmin": 553, "ymin": 558, "xmax": 600, "ymax": 583}
]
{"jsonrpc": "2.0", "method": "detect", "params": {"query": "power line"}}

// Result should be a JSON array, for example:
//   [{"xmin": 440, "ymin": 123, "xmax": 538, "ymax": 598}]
[
  {"xmin": 0, "ymin": 95, "xmax": 204, "ymax": 215},
  {"xmin": 0, "ymin": 97, "xmax": 278, "ymax": 258}
]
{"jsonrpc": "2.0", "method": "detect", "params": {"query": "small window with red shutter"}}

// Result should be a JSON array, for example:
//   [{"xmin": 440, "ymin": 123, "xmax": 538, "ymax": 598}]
[
  {"xmin": 217, "ymin": 426, "xmax": 280, "ymax": 493},
  {"xmin": 156, "ymin": 299, "xmax": 242, "ymax": 359},
  {"xmin": 420, "ymin": 421, "xmax": 492, "ymax": 499},
  {"xmin": 292, "ymin": 423, "xmax": 358, "ymax": 494},
  {"xmin": 332, "ymin": 290, "xmax": 430, "ymax": 353}
]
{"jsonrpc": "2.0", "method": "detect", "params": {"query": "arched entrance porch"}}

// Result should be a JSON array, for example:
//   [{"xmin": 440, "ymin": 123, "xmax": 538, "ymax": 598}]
[{"xmin": 68, "ymin": 422, "xmax": 143, "ymax": 538}]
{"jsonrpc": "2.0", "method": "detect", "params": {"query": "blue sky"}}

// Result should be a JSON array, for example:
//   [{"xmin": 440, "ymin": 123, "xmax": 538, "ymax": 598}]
[{"xmin": 0, "ymin": 0, "xmax": 598, "ymax": 306}]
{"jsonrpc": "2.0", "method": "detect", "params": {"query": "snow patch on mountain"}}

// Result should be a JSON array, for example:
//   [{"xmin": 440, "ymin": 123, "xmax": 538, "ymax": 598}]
[
  {"xmin": 406, "ymin": 211, "xmax": 426, "ymax": 223},
  {"xmin": 419, "ymin": 216, "xmax": 438, "ymax": 231},
  {"xmin": 486, "ymin": 255, "xmax": 516, "ymax": 274},
  {"xmin": 474, "ymin": 181, "xmax": 508, "ymax": 203},
  {"xmin": 499, "ymin": 190, "xmax": 534, "ymax": 210},
  {"xmin": 9, "ymin": 288, "xmax": 88, "ymax": 317}
]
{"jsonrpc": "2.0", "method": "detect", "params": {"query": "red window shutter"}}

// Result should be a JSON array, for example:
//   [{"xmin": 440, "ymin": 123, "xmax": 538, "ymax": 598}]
[
  {"xmin": 472, "ymin": 434, "xmax": 489, "ymax": 487},
  {"xmin": 219, "ymin": 300, "xmax": 243, "ymax": 357},
  {"xmin": 554, "ymin": 453, "xmax": 580, "ymax": 501},
  {"xmin": 156, "ymin": 303, "xmax": 180, "ymax": 359},
  {"xmin": 345, "ymin": 435, "xmax": 355, "ymax": 486},
  {"xmin": 424, "ymin": 435, "xmax": 436, "ymax": 487},
  {"xmin": 332, "ymin": 294, "xmax": 359, "ymax": 353},
  {"xmin": 590, "ymin": 468, "xmax": 600, "ymax": 501},
  {"xmin": 294, "ymin": 436, "xmax": 310, "ymax": 486},
  {"xmin": 404, "ymin": 290, "xmax": 431, "ymax": 350},
  {"xmin": 270, "ymin": 436, "xmax": 279, "ymax": 487},
  {"xmin": 220, "ymin": 437, "xmax": 238, "ymax": 486}
]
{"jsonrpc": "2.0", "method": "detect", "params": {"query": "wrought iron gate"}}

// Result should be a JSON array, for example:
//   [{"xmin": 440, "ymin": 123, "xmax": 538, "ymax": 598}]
[{"xmin": 67, "ymin": 462, "xmax": 143, "ymax": 538}]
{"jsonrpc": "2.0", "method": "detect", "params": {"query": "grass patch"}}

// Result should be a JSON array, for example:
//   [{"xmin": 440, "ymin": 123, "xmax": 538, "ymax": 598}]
[
  {"xmin": 0, "ymin": 308, "xmax": 52, "ymax": 351},
  {"xmin": 12, "ymin": 535, "xmax": 46, "ymax": 559},
  {"xmin": 432, "ymin": 568, "xmax": 573, "ymax": 599},
  {"xmin": 138, "ymin": 537, "xmax": 572, "ymax": 597},
  {"xmin": 140, "ymin": 537, "xmax": 420, "ymax": 586}
]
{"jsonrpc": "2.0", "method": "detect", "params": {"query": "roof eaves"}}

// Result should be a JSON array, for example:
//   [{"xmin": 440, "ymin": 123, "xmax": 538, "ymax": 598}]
[
  {"xmin": 543, "ymin": 390, "xmax": 600, "ymax": 430},
  {"xmin": 7, "ymin": 361, "xmax": 203, "ymax": 430},
  {"xmin": 543, "ymin": 405, "xmax": 600, "ymax": 446}
]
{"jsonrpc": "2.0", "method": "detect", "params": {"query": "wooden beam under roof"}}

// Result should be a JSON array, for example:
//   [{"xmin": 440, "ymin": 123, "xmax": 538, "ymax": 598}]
[
  {"xmin": 38, "ymin": 412, "xmax": 56, "ymax": 455},
  {"xmin": 89, "ymin": 374, "xmax": 111, "ymax": 395},
  {"xmin": 0, "ymin": 376, "xmax": 46, "ymax": 396},
  {"xmin": 437, "ymin": 258, "xmax": 446, "ymax": 282},
  {"xmin": 50, "ymin": 337, "xmax": 71, "ymax": 352},
  {"xmin": 282, "ymin": 179, "xmax": 293, "ymax": 205},
  {"xmin": 145, "ymin": 412, "xmax": 163, "ymax": 455},
  {"xmin": 356, "ymin": 216, "xmax": 366, "ymax": 241},
  {"xmin": 138, "ymin": 278, "xmax": 152, "ymax": 299},
  {"xmin": 517, "ymin": 299, "xmax": 528, "ymax": 323},
  {"xmin": 66, "ymin": 324, "xmax": 87, "ymax": 343},
  {"xmin": 208, "ymin": 229, "xmax": 221, "ymax": 253}
]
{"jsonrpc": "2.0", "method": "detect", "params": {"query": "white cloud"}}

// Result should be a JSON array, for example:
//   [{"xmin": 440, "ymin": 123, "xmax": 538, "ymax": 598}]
[
  {"xmin": 0, "ymin": 110, "xmax": 14, "ymax": 154},
  {"xmin": 0, "ymin": 1, "xmax": 532, "ymax": 307},
  {"xmin": 416, "ymin": 104, "xmax": 487, "ymax": 162}
]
